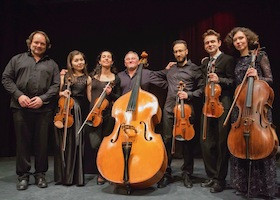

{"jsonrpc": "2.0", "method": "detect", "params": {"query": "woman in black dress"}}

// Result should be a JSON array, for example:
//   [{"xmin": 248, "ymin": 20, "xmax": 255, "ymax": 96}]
[
  {"xmin": 54, "ymin": 50, "xmax": 92, "ymax": 186},
  {"xmin": 225, "ymin": 27, "xmax": 277, "ymax": 199},
  {"xmin": 86, "ymin": 50, "xmax": 121, "ymax": 184}
]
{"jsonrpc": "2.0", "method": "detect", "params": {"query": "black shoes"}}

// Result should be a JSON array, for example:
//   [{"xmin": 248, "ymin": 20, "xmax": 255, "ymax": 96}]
[
  {"xmin": 210, "ymin": 181, "xmax": 224, "ymax": 193},
  {"xmin": 157, "ymin": 174, "xmax": 173, "ymax": 188},
  {"xmin": 201, "ymin": 179, "xmax": 214, "ymax": 187},
  {"xmin": 17, "ymin": 179, "xmax": 29, "ymax": 190},
  {"xmin": 97, "ymin": 175, "xmax": 106, "ymax": 185},
  {"xmin": 183, "ymin": 174, "xmax": 193, "ymax": 188},
  {"xmin": 35, "ymin": 176, "xmax": 48, "ymax": 188}
]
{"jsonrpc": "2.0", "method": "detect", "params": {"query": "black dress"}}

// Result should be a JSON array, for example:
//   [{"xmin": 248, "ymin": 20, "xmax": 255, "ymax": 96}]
[
  {"xmin": 86, "ymin": 75, "xmax": 121, "ymax": 150},
  {"xmin": 54, "ymin": 75, "xmax": 89, "ymax": 186},
  {"xmin": 230, "ymin": 52, "xmax": 277, "ymax": 198}
]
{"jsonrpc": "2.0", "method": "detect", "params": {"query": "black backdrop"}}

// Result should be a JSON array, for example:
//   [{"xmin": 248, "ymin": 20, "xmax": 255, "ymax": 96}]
[{"xmin": 1, "ymin": 0, "xmax": 280, "ymax": 163}]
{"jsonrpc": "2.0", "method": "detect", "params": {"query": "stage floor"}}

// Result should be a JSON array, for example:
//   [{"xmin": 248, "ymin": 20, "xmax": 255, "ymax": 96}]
[{"xmin": 0, "ymin": 157, "xmax": 279, "ymax": 200}]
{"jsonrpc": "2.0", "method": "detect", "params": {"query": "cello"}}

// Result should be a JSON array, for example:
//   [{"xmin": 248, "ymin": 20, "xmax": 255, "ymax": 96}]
[
  {"xmin": 225, "ymin": 47, "xmax": 278, "ymax": 197},
  {"xmin": 96, "ymin": 52, "xmax": 167, "ymax": 192},
  {"xmin": 202, "ymin": 59, "xmax": 224, "ymax": 140}
]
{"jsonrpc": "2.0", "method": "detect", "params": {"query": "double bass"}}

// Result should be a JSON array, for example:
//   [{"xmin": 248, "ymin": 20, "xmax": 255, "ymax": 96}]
[{"xmin": 96, "ymin": 52, "xmax": 167, "ymax": 192}]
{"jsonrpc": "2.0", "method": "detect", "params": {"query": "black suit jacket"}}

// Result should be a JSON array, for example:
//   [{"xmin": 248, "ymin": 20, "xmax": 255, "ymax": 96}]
[{"xmin": 201, "ymin": 53, "xmax": 235, "ymax": 109}]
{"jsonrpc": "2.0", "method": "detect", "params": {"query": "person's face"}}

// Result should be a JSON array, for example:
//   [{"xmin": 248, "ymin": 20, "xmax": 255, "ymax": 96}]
[
  {"xmin": 233, "ymin": 31, "xmax": 248, "ymax": 53},
  {"xmin": 204, "ymin": 35, "xmax": 221, "ymax": 56},
  {"xmin": 173, "ymin": 43, "xmax": 188, "ymax": 63},
  {"xmin": 99, "ymin": 51, "xmax": 113, "ymax": 69},
  {"xmin": 124, "ymin": 53, "xmax": 139, "ymax": 71},
  {"xmin": 30, "ymin": 33, "xmax": 47, "ymax": 57},
  {"xmin": 71, "ymin": 54, "xmax": 85, "ymax": 72}
]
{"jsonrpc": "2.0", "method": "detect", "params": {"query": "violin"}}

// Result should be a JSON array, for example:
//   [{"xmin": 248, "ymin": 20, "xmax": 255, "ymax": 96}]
[
  {"xmin": 54, "ymin": 77, "xmax": 74, "ymax": 151},
  {"xmin": 202, "ymin": 59, "xmax": 224, "ymax": 140},
  {"xmin": 96, "ymin": 52, "xmax": 167, "ymax": 192},
  {"xmin": 87, "ymin": 82, "xmax": 114, "ymax": 127},
  {"xmin": 173, "ymin": 81, "xmax": 195, "ymax": 141},
  {"xmin": 226, "ymin": 48, "xmax": 278, "ymax": 160}
]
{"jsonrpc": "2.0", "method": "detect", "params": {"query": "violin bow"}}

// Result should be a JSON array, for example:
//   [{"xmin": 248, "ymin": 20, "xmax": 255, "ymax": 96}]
[
  {"xmin": 77, "ymin": 81, "xmax": 111, "ymax": 135},
  {"xmin": 223, "ymin": 48, "xmax": 258, "ymax": 126},
  {"xmin": 62, "ymin": 78, "xmax": 72, "ymax": 151}
]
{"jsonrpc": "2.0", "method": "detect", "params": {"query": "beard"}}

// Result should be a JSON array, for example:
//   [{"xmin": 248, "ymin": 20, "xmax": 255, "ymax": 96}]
[{"xmin": 176, "ymin": 57, "xmax": 186, "ymax": 65}]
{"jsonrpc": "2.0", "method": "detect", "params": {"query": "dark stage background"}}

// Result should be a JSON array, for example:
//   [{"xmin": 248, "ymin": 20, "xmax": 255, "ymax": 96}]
[{"xmin": 1, "ymin": 0, "xmax": 280, "ymax": 172}]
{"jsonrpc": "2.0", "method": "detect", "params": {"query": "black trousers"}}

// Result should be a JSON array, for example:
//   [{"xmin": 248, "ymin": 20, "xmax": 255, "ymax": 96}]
[
  {"xmin": 12, "ymin": 109, "xmax": 52, "ymax": 180},
  {"xmin": 200, "ymin": 109, "xmax": 230, "ymax": 182},
  {"xmin": 161, "ymin": 108, "xmax": 195, "ymax": 175}
]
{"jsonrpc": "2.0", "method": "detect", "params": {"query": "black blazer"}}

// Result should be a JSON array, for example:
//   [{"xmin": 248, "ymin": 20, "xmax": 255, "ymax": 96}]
[{"xmin": 200, "ymin": 53, "xmax": 235, "ymax": 109}]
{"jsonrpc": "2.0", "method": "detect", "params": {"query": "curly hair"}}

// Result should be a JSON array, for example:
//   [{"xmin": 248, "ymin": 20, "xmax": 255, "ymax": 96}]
[
  {"xmin": 66, "ymin": 50, "xmax": 88, "ymax": 84},
  {"xmin": 92, "ymin": 51, "xmax": 117, "ymax": 79},
  {"xmin": 26, "ymin": 30, "xmax": 51, "ymax": 50},
  {"xmin": 224, "ymin": 27, "xmax": 259, "ymax": 55}
]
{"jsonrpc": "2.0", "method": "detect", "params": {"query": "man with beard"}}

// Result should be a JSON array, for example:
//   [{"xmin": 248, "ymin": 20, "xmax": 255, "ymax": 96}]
[
  {"xmin": 157, "ymin": 40, "xmax": 204, "ymax": 188},
  {"xmin": 2, "ymin": 31, "xmax": 60, "ymax": 190}
]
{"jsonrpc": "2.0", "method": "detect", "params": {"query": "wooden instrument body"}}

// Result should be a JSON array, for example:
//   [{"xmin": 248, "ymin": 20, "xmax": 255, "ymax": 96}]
[
  {"xmin": 227, "ymin": 79, "xmax": 278, "ymax": 160},
  {"xmin": 88, "ymin": 97, "xmax": 109, "ymax": 127},
  {"xmin": 203, "ymin": 82, "xmax": 224, "ymax": 118},
  {"xmin": 173, "ymin": 102, "xmax": 194, "ymax": 141},
  {"xmin": 97, "ymin": 88, "xmax": 167, "ymax": 188}
]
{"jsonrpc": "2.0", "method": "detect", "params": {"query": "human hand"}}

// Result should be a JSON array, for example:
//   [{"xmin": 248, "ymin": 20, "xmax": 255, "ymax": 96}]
[
  {"xmin": 208, "ymin": 73, "xmax": 219, "ymax": 83},
  {"xmin": 246, "ymin": 68, "xmax": 259, "ymax": 79},
  {"xmin": 18, "ymin": 95, "xmax": 31, "ymax": 108},
  {"xmin": 165, "ymin": 62, "xmax": 176, "ymax": 70},
  {"xmin": 105, "ymin": 85, "xmax": 112, "ymax": 95},
  {"xmin": 177, "ymin": 91, "xmax": 188, "ymax": 100},
  {"xmin": 60, "ymin": 69, "xmax": 68, "ymax": 76},
  {"xmin": 60, "ymin": 89, "xmax": 71, "ymax": 98},
  {"xmin": 28, "ymin": 96, "xmax": 43, "ymax": 109}
]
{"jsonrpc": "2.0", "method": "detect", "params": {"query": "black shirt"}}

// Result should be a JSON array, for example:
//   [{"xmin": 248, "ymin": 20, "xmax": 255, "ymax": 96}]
[
  {"xmin": 2, "ymin": 52, "xmax": 60, "ymax": 112},
  {"xmin": 156, "ymin": 59, "xmax": 204, "ymax": 113},
  {"xmin": 117, "ymin": 68, "xmax": 167, "ymax": 95}
]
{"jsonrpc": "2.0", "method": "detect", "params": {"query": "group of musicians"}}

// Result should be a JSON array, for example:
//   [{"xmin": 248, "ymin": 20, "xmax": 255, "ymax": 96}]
[{"xmin": 1, "ymin": 27, "xmax": 278, "ymax": 199}]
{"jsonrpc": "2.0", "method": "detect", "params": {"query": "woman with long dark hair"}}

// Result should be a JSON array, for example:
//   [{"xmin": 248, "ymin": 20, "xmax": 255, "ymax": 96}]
[
  {"xmin": 54, "ymin": 50, "xmax": 92, "ymax": 186},
  {"xmin": 86, "ymin": 50, "xmax": 121, "ymax": 185}
]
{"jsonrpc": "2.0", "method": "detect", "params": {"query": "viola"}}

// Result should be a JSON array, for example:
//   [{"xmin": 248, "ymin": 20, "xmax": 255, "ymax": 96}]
[
  {"xmin": 54, "ymin": 77, "xmax": 74, "ymax": 151},
  {"xmin": 173, "ymin": 81, "xmax": 195, "ymax": 141},
  {"xmin": 202, "ymin": 61, "xmax": 224, "ymax": 118},
  {"xmin": 96, "ymin": 52, "xmax": 167, "ymax": 192},
  {"xmin": 202, "ymin": 60, "xmax": 224, "ymax": 140},
  {"xmin": 226, "ymin": 49, "xmax": 278, "ymax": 160},
  {"xmin": 87, "ymin": 82, "xmax": 113, "ymax": 127}
]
